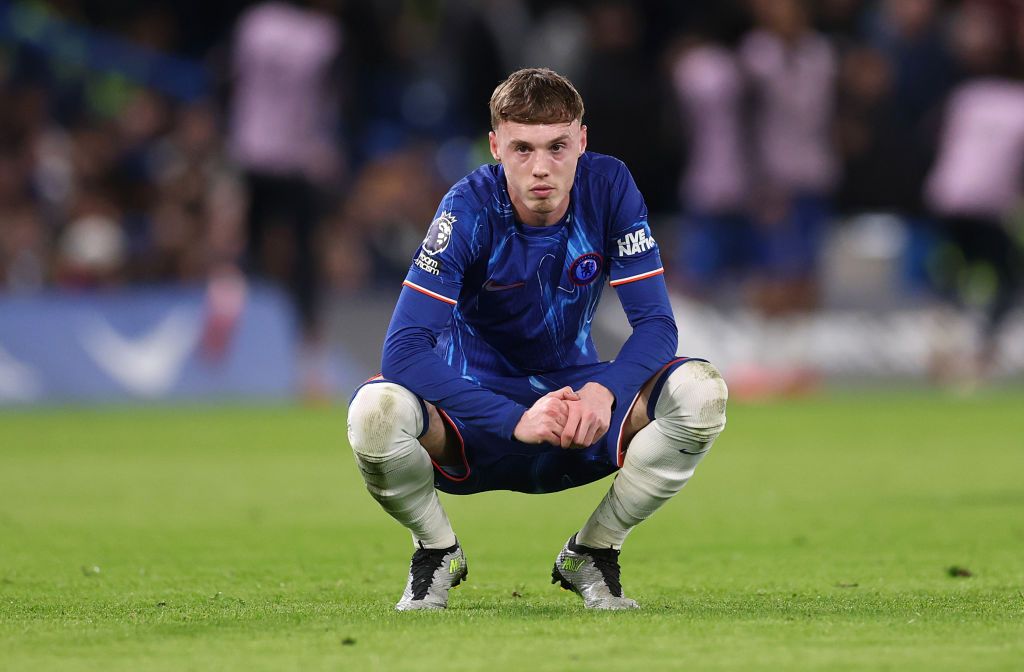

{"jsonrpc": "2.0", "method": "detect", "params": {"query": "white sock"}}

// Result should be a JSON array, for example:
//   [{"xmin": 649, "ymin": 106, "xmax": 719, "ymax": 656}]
[
  {"xmin": 347, "ymin": 382, "xmax": 457, "ymax": 549},
  {"xmin": 577, "ymin": 361, "xmax": 728, "ymax": 549}
]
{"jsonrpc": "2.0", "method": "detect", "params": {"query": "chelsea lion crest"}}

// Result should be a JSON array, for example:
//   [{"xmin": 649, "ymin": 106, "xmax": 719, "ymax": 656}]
[{"xmin": 569, "ymin": 252, "xmax": 603, "ymax": 286}]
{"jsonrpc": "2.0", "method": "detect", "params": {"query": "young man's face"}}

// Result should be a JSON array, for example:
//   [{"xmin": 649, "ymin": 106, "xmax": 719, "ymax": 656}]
[{"xmin": 489, "ymin": 119, "xmax": 587, "ymax": 226}]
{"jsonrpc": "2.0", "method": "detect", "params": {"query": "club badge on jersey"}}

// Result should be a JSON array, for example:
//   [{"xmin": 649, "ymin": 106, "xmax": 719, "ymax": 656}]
[{"xmin": 569, "ymin": 252, "xmax": 603, "ymax": 286}]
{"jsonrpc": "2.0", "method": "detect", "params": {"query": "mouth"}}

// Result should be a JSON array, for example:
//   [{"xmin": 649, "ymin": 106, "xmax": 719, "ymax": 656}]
[{"xmin": 530, "ymin": 185, "xmax": 555, "ymax": 198}]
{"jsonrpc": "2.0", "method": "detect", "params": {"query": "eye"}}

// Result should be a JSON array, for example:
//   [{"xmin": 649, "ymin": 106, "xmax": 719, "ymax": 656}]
[
  {"xmin": 514, "ymin": 144, "xmax": 531, "ymax": 154},
  {"xmin": 551, "ymin": 143, "xmax": 565, "ymax": 152}
]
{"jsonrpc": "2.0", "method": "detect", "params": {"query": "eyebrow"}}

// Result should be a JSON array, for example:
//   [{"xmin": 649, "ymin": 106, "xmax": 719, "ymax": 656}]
[{"xmin": 509, "ymin": 134, "xmax": 571, "ymax": 148}]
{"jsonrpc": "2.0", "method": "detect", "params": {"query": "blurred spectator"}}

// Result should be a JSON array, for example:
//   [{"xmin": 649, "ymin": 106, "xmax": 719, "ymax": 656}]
[
  {"xmin": 0, "ymin": 90, "xmax": 41, "ymax": 289},
  {"xmin": 867, "ymin": 0, "xmax": 954, "ymax": 132},
  {"xmin": 518, "ymin": 2, "xmax": 587, "ymax": 83},
  {"xmin": 668, "ymin": 32, "xmax": 752, "ymax": 296},
  {"xmin": 226, "ymin": 0, "xmax": 343, "ymax": 396},
  {"xmin": 833, "ymin": 44, "xmax": 942, "ymax": 232},
  {"xmin": 0, "ymin": 205, "xmax": 46, "ymax": 292},
  {"xmin": 817, "ymin": 0, "xmax": 870, "ymax": 41},
  {"xmin": 148, "ymin": 101, "xmax": 245, "ymax": 283},
  {"xmin": 55, "ymin": 188, "xmax": 125, "ymax": 287},
  {"xmin": 441, "ymin": 0, "xmax": 510, "ymax": 138},
  {"xmin": 577, "ymin": 1, "xmax": 674, "ymax": 210},
  {"xmin": 739, "ymin": 0, "xmax": 839, "ymax": 314},
  {"xmin": 326, "ymin": 143, "xmax": 448, "ymax": 289},
  {"xmin": 839, "ymin": 0, "xmax": 953, "ymax": 217},
  {"xmin": 925, "ymin": 0, "xmax": 1024, "ymax": 377}
]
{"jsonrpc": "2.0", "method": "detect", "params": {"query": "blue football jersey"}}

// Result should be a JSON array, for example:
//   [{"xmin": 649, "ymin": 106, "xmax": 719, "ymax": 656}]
[
  {"xmin": 401, "ymin": 152, "xmax": 665, "ymax": 378},
  {"xmin": 381, "ymin": 151, "xmax": 677, "ymax": 440}
]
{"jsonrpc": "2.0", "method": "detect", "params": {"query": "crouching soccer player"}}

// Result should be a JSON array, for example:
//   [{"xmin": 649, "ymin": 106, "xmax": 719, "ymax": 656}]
[{"xmin": 347, "ymin": 68, "xmax": 728, "ymax": 610}]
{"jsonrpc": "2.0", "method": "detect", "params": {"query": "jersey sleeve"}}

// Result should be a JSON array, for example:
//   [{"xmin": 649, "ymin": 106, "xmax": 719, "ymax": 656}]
[
  {"xmin": 590, "ymin": 164, "xmax": 677, "ymax": 407},
  {"xmin": 401, "ymin": 191, "xmax": 476, "ymax": 304},
  {"xmin": 382, "ymin": 189, "xmax": 528, "ymax": 440},
  {"xmin": 604, "ymin": 165, "xmax": 665, "ymax": 287},
  {"xmin": 382, "ymin": 288, "xmax": 528, "ymax": 440}
]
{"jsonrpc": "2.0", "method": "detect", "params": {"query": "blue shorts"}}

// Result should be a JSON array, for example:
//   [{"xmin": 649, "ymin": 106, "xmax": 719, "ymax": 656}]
[{"xmin": 352, "ymin": 357, "xmax": 701, "ymax": 495}]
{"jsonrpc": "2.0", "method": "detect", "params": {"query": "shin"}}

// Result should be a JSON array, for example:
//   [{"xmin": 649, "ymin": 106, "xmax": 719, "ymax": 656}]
[
  {"xmin": 577, "ymin": 361, "xmax": 728, "ymax": 549},
  {"xmin": 347, "ymin": 382, "xmax": 456, "ymax": 549}
]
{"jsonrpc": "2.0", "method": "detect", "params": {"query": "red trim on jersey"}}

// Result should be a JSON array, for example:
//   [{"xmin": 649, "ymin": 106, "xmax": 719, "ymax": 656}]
[
  {"xmin": 615, "ymin": 356, "xmax": 691, "ymax": 467},
  {"xmin": 609, "ymin": 267, "xmax": 664, "ymax": 287},
  {"xmin": 615, "ymin": 388, "xmax": 645, "ymax": 468},
  {"xmin": 402, "ymin": 280, "xmax": 457, "ymax": 305},
  {"xmin": 431, "ymin": 409, "xmax": 471, "ymax": 483}
]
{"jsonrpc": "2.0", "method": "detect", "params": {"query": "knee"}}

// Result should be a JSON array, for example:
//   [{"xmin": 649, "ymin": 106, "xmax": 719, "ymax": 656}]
[
  {"xmin": 655, "ymin": 360, "xmax": 728, "ymax": 440},
  {"xmin": 347, "ymin": 382, "xmax": 424, "ymax": 460}
]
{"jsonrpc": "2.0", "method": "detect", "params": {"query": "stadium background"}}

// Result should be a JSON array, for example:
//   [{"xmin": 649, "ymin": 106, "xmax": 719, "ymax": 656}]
[
  {"xmin": 1, "ymin": 2, "xmax": 1023, "ymax": 670},
  {"xmin": 1, "ymin": 0, "xmax": 1022, "ymax": 402}
]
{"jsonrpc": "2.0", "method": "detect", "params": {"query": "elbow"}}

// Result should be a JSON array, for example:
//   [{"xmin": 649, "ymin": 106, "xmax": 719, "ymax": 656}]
[
  {"xmin": 650, "ymin": 313, "xmax": 678, "ymax": 358},
  {"xmin": 380, "ymin": 327, "xmax": 433, "ymax": 383},
  {"xmin": 380, "ymin": 338, "xmax": 407, "ymax": 382},
  {"xmin": 664, "ymin": 318, "xmax": 680, "ymax": 359},
  {"xmin": 380, "ymin": 353, "xmax": 399, "ymax": 381},
  {"xmin": 628, "ymin": 312, "xmax": 678, "ymax": 361}
]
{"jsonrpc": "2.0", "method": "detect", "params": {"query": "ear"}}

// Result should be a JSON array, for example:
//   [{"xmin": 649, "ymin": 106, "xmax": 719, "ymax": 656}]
[
  {"xmin": 488, "ymin": 131, "xmax": 500, "ymax": 162},
  {"xmin": 578, "ymin": 124, "xmax": 588, "ymax": 155}
]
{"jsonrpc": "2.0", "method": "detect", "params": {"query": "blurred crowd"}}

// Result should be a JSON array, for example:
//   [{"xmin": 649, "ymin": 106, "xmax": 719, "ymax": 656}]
[{"xmin": 1, "ymin": 0, "xmax": 1023, "ymax": 365}]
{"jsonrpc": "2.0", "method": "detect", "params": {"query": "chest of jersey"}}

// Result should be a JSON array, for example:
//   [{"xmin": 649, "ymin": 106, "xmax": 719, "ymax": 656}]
[
  {"xmin": 451, "ymin": 215, "xmax": 605, "ymax": 371},
  {"xmin": 469, "ymin": 217, "xmax": 603, "ymax": 310}
]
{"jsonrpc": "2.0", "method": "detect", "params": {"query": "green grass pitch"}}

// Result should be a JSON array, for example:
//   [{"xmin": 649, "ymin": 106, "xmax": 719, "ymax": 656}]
[{"xmin": 1, "ymin": 390, "xmax": 1023, "ymax": 671}]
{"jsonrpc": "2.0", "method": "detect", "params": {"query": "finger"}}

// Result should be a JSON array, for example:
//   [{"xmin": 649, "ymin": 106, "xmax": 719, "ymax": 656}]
[
  {"xmin": 541, "ymin": 399, "xmax": 568, "ymax": 427},
  {"xmin": 547, "ymin": 397, "xmax": 569, "ymax": 413},
  {"xmin": 590, "ymin": 410, "xmax": 611, "ymax": 445},
  {"xmin": 561, "ymin": 403, "xmax": 582, "ymax": 449},
  {"xmin": 552, "ymin": 386, "xmax": 580, "ymax": 401},
  {"xmin": 573, "ymin": 415, "xmax": 596, "ymax": 448},
  {"xmin": 582, "ymin": 419, "xmax": 602, "ymax": 447},
  {"xmin": 523, "ymin": 420, "xmax": 560, "ymax": 446},
  {"xmin": 542, "ymin": 420, "xmax": 564, "ymax": 446},
  {"xmin": 545, "ymin": 408, "xmax": 568, "ymax": 429}
]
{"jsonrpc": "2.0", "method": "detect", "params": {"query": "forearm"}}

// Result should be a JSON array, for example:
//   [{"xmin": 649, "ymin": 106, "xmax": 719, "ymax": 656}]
[
  {"xmin": 590, "ymin": 279, "xmax": 678, "ymax": 408},
  {"xmin": 590, "ymin": 315, "xmax": 677, "ymax": 407},
  {"xmin": 381, "ymin": 289, "xmax": 527, "ymax": 439}
]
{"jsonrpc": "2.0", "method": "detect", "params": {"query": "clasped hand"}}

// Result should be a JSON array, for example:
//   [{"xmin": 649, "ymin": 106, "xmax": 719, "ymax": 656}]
[{"xmin": 512, "ymin": 382, "xmax": 614, "ymax": 449}]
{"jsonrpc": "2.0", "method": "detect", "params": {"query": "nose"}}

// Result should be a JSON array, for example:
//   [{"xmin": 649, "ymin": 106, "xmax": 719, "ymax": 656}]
[{"xmin": 530, "ymin": 152, "xmax": 550, "ymax": 178}]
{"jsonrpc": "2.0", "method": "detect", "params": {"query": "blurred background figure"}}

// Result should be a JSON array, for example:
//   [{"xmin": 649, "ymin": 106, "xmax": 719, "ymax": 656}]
[
  {"xmin": 838, "ymin": 0, "xmax": 950, "ymax": 221},
  {"xmin": 0, "ymin": 86, "xmax": 50, "ymax": 293},
  {"xmin": 576, "ymin": 1, "xmax": 667, "ymax": 210},
  {"xmin": 739, "ymin": 0, "xmax": 839, "ymax": 315},
  {"xmin": 668, "ymin": 8, "xmax": 750, "ymax": 301},
  {"xmin": 925, "ymin": 0, "xmax": 1024, "ymax": 382},
  {"xmin": 226, "ymin": 0, "xmax": 344, "ymax": 397}
]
